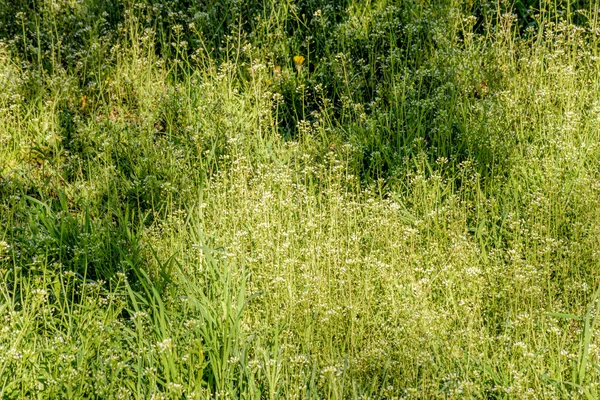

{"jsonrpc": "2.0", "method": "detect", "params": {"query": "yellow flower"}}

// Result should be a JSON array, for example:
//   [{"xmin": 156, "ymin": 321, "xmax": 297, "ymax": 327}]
[{"xmin": 293, "ymin": 55, "xmax": 305, "ymax": 71}]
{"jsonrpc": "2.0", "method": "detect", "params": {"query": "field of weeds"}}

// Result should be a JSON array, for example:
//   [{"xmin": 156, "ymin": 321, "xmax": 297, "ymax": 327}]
[{"xmin": 2, "ymin": 0, "xmax": 600, "ymax": 398}]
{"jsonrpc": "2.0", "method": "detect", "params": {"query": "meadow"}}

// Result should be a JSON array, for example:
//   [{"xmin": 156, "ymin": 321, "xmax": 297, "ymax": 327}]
[{"xmin": 1, "ymin": 0, "xmax": 600, "ymax": 398}]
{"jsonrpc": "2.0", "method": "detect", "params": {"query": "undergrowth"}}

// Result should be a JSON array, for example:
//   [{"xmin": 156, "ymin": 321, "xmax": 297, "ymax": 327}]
[{"xmin": 2, "ymin": 0, "xmax": 600, "ymax": 398}]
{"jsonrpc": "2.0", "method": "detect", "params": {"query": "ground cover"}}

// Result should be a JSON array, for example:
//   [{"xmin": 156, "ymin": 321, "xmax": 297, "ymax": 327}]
[{"xmin": 1, "ymin": 0, "xmax": 600, "ymax": 398}]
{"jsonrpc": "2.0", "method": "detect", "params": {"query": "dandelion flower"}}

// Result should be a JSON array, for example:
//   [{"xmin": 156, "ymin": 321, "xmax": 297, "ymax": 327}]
[{"xmin": 293, "ymin": 55, "xmax": 305, "ymax": 72}]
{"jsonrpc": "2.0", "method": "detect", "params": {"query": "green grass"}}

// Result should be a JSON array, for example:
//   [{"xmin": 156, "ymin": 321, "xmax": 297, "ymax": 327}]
[{"xmin": 2, "ymin": 0, "xmax": 600, "ymax": 398}]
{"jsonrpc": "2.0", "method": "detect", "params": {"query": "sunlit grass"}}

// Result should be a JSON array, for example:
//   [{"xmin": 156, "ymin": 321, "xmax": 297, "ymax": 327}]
[{"xmin": 1, "ymin": 0, "xmax": 600, "ymax": 398}]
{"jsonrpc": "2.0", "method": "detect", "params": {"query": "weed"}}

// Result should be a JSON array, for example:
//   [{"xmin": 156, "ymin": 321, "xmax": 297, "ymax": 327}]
[{"xmin": 2, "ymin": 0, "xmax": 600, "ymax": 398}]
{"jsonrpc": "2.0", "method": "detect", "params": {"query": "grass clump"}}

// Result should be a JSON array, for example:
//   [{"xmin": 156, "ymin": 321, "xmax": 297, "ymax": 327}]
[{"xmin": 2, "ymin": 0, "xmax": 600, "ymax": 398}]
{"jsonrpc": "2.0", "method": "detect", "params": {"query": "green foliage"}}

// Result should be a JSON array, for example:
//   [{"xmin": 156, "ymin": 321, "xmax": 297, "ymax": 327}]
[{"xmin": 2, "ymin": 0, "xmax": 600, "ymax": 398}]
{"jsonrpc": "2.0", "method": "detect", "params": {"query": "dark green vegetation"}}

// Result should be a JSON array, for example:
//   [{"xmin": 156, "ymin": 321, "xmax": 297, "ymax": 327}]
[{"xmin": 2, "ymin": 0, "xmax": 600, "ymax": 398}]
